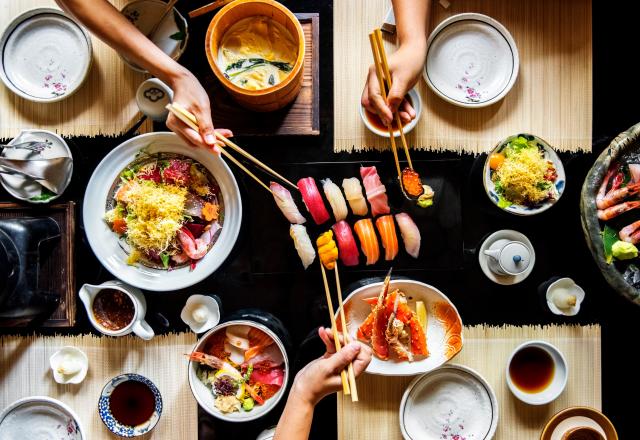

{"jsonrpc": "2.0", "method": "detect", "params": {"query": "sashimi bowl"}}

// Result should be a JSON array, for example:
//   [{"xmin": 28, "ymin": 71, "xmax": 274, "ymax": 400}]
[
  {"xmin": 339, "ymin": 278, "xmax": 463, "ymax": 376},
  {"xmin": 187, "ymin": 320, "xmax": 289, "ymax": 422}
]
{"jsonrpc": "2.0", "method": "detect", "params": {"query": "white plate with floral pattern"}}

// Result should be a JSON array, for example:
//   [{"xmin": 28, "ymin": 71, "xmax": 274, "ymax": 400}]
[{"xmin": 0, "ymin": 396, "xmax": 85, "ymax": 439}]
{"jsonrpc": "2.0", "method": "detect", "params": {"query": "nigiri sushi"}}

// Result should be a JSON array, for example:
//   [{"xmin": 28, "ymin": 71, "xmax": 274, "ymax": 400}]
[
  {"xmin": 375, "ymin": 215, "xmax": 398, "ymax": 261},
  {"xmin": 395, "ymin": 213, "xmax": 421, "ymax": 258},
  {"xmin": 322, "ymin": 178, "xmax": 348, "ymax": 221},
  {"xmin": 297, "ymin": 177, "xmax": 330, "ymax": 225},
  {"xmin": 317, "ymin": 230, "xmax": 339, "ymax": 270},
  {"xmin": 290, "ymin": 224, "xmax": 316, "ymax": 269},
  {"xmin": 271, "ymin": 182, "xmax": 306, "ymax": 224},
  {"xmin": 360, "ymin": 166, "xmax": 390, "ymax": 216},
  {"xmin": 332, "ymin": 221, "xmax": 359, "ymax": 266},
  {"xmin": 342, "ymin": 178, "xmax": 368, "ymax": 216},
  {"xmin": 354, "ymin": 218, "xmax": 379, "ymax": 265}
]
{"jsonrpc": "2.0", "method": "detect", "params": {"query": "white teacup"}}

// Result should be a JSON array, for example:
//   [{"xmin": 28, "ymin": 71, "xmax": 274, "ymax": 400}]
[{"xmin": 79, "ymin": 280, "xmax": 154, "ymax": 340}]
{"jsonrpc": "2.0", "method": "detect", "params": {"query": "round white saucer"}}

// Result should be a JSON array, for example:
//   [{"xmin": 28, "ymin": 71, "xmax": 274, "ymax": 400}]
[{"xmin": 478, "ymin": 230, "xmax": 535, "ymax": 285}]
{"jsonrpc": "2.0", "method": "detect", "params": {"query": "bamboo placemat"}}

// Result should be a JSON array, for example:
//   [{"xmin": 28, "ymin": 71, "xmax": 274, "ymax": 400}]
[
  {"xmin": 0, "ymin": 333, "xmax": 198, "ymax": 439},
  {"xmin": 337, "ymin": 324, "xmax": 601, "ymax": 440},
  {"xmin": 0, "ymin": 0, "xmax": 152, "ymax": 139},
  {"xmin": 333, "ymin": 0, "xmax": 593, "ymax": 154}
]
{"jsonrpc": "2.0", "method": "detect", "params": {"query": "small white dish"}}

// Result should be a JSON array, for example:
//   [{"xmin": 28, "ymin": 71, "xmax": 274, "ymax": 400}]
[
  {"xmin": 424, "ymin": 13, "xmax": 518, "ymax": 108},
  {"xmin": 181, "ymin": 294, "xmax": 221, "ymax": 334},
  {"xmin": 0, "ymin": 8, "xmax": 92, "ymax": 102},
  {"xmin": 399, "ymin": 364, "xmax": 498, "ymax": 440},
  {"xmin": 478, "ymin": 230, "xmax": 535, "ymax": 285},
  {"xmin": 546, "ymin": 278, "xmax": 585, "ymax": 316},
  {"xmin": 49, "ymin": 346, "xmax": 89, "ymax": 384},
  {"xmin": 506, "ymin": 340, "xmax": 568, "ymax": 405},
  {"xmin": 0, "ymin": 129, "xmax": 73, "ymax": 203},
  {"xmin": 120, "ymin": 0, "xmax": 188, "ymax": 73},
  {"xmin": 359, "ymin": 87, "xmax": 422, "ymax": 137},
  {"xmin": 136, "ymin": 78, "xmax": 173, "ymax": 121},
  {"xmin": 0, "ymin": 396, "xmax": 85, "ymax": 439}
]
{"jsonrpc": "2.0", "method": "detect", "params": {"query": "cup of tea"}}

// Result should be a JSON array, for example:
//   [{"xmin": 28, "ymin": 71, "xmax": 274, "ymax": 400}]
[
  {"xmin": 79, "ymin": 280, "xmax": 154, "ymax": 340},
  {"xmin": 359, "ymin": 87, "xmax": 422, "ymax": 137},
  {"xmin": 98, "ymin": 373, "xmax": 162, "ymax": 437},
  {"xmin": 506, "ymin": 340, "xmax": 567, "ymax": 405}
]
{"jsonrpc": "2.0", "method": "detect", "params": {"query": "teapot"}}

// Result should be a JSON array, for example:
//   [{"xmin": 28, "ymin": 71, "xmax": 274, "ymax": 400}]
[{"xmin": 483, "ymin": 239, "xmax": 532, "ymax": 276}]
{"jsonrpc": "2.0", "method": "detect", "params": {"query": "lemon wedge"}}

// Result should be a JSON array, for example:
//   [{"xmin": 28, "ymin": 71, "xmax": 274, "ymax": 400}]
[{"xmin": 416, "ymin": 301, "xmax": 427, "ymax": 332}]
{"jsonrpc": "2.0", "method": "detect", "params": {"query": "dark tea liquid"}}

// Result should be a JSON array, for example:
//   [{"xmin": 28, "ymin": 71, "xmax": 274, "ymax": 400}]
[
  {"xmin": 365, "ymin": 95, "xmax": 413, "ymax": 132},
  {"xmin": 109, "ymin": 380, "xmax": 155, "ymax": 426},
  {"xmin": 509, "ymin": 346, "xmax": 555, "ymax": 393}
]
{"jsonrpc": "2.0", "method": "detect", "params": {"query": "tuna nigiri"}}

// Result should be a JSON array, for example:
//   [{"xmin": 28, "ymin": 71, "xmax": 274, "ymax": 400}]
[
  {"xmin": 271, "ymin": 182, "xmax": 306, "ymax": 224},
  {"xmin": 354, "ymin": 218, "xmax": 380, "ymax": 265},
  {"xmin": 332, "ymin": 221, "xmax": 359, "ymax": 266},
  {"xmin": 342, "ymin": 178, "xmax": 368, "ymax": 216},
  {"xmin": 297, "ymin": 177, "xmax": 330, "ymax": 225},
  {"xmin": 375, "ymin": 215, "xmax": 399, "ymax": 261},
  {"xmin": 322, "ymin": 178, "xmax": 348, "ymax": 221},
  {"xmin": 395, "ymin": 213, "xmax": 421, "ymax": 258},
  {"xmin": 290, "ymin": 224, "xmax": 316, "ymax": 269},
  {"xmin": 360, "ymin": 166, "xmax": 390, "ymax": 216}
]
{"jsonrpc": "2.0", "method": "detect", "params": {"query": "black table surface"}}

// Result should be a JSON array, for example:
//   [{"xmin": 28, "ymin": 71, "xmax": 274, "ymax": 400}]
[{"xmin": 2, "ymin": 1, "xmax": 639, "ymax": 438}]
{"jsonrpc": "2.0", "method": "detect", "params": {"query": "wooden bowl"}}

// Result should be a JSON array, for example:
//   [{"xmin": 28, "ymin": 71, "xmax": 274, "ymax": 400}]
[
  {"xmin": 540, "ymin": 406, "xmax": 618, "ymax": 440},
  {"xmin": 205, "ymin": 0, "xmax": 305, "ymax": 112}
]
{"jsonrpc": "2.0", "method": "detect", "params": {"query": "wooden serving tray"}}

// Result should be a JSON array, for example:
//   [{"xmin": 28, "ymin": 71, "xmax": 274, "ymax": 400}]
[
  {"xmin": 0, "ymin": 202, "xmax": 76, "ymax": 327},
  {"xmin": 206, "ymin": 13, "xmax": 320, "ymax": 136}
]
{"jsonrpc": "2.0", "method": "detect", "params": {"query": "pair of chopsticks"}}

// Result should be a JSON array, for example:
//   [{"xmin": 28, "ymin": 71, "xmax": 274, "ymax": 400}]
[
  {"xmin": 165, "ymin": 103, "xmax": 297, "ymax": 195},
  {"xmin": 188, "ymin": 0, "xmax": 235, "ymax": 18},
  {"xmin": 319, "ymin": 263, "xmax": 358, "ymax": 402},
  {"xmin": 368, "ymin": 29, "xmax": 414, "ymax": 181},
  {"xmin": 148, "ymin": 0, "xmax": 179, "ymax": 40}
]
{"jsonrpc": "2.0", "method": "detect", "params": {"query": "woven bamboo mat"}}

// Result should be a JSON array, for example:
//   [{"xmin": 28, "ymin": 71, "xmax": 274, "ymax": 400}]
[
  {"xmin": 0, "ymin": 333, "xmax": 198, "ymax": 439},
  {"xmin": 337, "ymin": 325, "xmax": 601, "ymax": 440},
  {"xmin": 333, "ymin": 0, "xmax": 593, "ymax": 154},
  {"xmin": 0, "ymin": 0, "xmax": 152, "ymax": 139}
]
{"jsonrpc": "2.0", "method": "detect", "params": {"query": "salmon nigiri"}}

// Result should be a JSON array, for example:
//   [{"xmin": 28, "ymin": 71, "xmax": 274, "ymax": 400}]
[
  {"xmin": 354, "ymin": 218, "xmax": 380, "ymax": 265},
  {"xmin": 375, "ymin": 215, "xmax": 398, "ymax": 261}
]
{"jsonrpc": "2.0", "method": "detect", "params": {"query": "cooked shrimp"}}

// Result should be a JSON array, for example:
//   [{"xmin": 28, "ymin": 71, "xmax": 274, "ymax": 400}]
[
  {"xmin": 619, "ymin": 220, "xmax": 640, "ymax": 244},
  {"xmin": 597, "ymin": 201, "xmax": 640, "ymax": 221},
  {"xmin": 596, "ymin": 182, "xmax": 640, "ymax": 209}
]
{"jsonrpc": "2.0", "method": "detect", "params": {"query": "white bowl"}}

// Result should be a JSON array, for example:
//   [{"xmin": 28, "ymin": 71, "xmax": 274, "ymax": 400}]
[
  {"xmin": 82, "ymin": 132, "xmax": 242, "ymax": 292},
  {"xmin": 546, "ymin": 278, "xmax": 585, "ymax": 316},
  {"xmin": 187, "ymin": 320, "xmax": 289, "ymax": 422},
  {"xmin": 49, "ymin": 346, "xmax": 89, "ymax": 384},
  {"xmin": 424, "ymin": 13, "xmax": 518, "ymax": 108},
  {"xmin": 359, "ymin": 88, "xmax": 422, "ymax": 137},
  {"xmin": 339, "ymin": 279, "xmax": 463, "ymax": 376},
  {"xmin": 0, "ymin": 8, "xmax": 92, "ymax": 103},
  {"xmin": 0, "ymin": 396, "xmax": 85, "ymax": 439},
  {"xmin": 506, "ymin": 340, "xmax": 568, "ymax": 405}
]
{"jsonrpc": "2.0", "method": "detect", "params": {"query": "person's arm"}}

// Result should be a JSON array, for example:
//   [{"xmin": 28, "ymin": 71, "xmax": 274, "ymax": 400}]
[
  {"xmin": 55, "ymin": 0, "xmax": 230, "ymax": 149},
  {"xmin": 274, "ymin": 327, "xmax": 372, "ymax": 440},
  {"xmin": 361, "ymin": 0, "xmax": 431, "ymax": 125}
]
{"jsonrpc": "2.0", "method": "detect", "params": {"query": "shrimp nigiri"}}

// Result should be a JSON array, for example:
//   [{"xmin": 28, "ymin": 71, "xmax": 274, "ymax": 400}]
[
  {"xmin": 290, "ymin": 224, "xmax": 316, "ymax": 269},
  {"xmin": 395, "ymin": 213, "xmax": 420, "ymax": 258},
  {"xmin": 354, "ymin": 218, "xmax": 379, "ymax": 265},
  {"xmin": 271, "ymin": 182, "xmax": 306, "ymax": 224},
  {"xmin": 360, "ymin": 166, "xmax": 390, "ymax": 217},
  {"xmin": 375, "ymin": 215, "xmax": 398, "ymax": 261},
  {"xmin": 322, "ymin": 178, "xmax": 348, "ymax": 221},
  {"xmin": 342, "ymin": 178, "xmax": 368, "ymax": 216}
]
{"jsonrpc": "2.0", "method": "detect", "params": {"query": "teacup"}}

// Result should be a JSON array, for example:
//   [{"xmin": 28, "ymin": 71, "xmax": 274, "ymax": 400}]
[
  {"xmin": 483, "ymin": 239, "xmax": 532, "ymax": 276},
  {"xmin": 79, "ymin": 280, "xmax": 154, "ymax": 340}
]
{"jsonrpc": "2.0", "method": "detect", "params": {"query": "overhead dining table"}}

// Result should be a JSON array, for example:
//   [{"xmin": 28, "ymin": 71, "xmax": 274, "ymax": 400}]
[{"xmin": 1, "ymin": 0, "xmax": 639, "ymax": 439}]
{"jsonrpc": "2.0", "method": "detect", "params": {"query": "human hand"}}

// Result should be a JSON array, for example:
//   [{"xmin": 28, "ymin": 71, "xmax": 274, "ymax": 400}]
[
  {"xmin": 166, "ymin": 68, "xmax": 233, "ymax": 152},
  {"xmin": 291, "ymin": 327, "xmax": 372, "ymax": 406},
  {"xmin": 361, "ymin": 42, "xmax": 427, "ymax": 126}
]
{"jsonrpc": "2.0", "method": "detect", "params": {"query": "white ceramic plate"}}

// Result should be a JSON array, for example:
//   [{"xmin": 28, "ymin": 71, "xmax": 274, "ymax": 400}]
[
  {"xmin": 0, "ymin": 129, "xmax": 73, "ymax": 203},
  {"xmin": 188, "ymin": 320, "xmax": 289, "ymax": 423},
  {"xmin": 339, "ymin": 279, "xmax": 463, "ymax": 376},
  {"xmin": 0, "ymin": 396, "xmax": 85, "ymax": 439},
  {"xmin": 82, "ymin": 132, "xmax": 242, "ymax": 292},
  {"xmin": 483, "ymin": 133, "xmax": 566, "ymax": 216},
  {"xmin": 399, "ymin": 364, "xmax": 498, "ymax": 440},
  {"xmin": 0, "ymin": 8, "xmax": 92, "ymax": 102},
  {"xmin": 424, "ymin": 13, "xmax": 518, "ymax": 108}
]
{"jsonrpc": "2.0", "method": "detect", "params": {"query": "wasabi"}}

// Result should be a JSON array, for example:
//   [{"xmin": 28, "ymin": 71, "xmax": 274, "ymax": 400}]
[
  {"xmin": 612, "ymin": 240, "xmax": 638, "ymax": 260},
  {"xmin": 242, "ymin": 397, "xmax": 254, "ymax": 411}
]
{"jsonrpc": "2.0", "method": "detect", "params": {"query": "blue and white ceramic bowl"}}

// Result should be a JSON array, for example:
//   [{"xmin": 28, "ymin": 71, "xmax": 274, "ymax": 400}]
[
  {"xmin": 483, "ymin": 133, "xmax": 565, "ymax": 216},
  {"xmin": 98, "ymin": 373, "xmax": 163, "ymax": 437}
]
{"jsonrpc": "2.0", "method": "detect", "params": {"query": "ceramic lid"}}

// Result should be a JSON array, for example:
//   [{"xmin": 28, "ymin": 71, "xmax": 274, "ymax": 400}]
[{"xmin": 499, "ymin": 242, "xmax": 530, "ymax": 274}]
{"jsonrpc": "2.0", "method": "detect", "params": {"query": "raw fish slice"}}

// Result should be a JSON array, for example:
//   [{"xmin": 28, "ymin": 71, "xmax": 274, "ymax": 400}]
[
  {"xmin": 271, "ymin": 182, "xmax": 306, "ymax": 224},
  {"xmin": 322, "ymin": 178, "xmax": 349, "ymax": 221},
  {"xmin": 354, "ymin": 218, "xmax": 379, "ymax": 265},
  {"xmin": 360, "ymin": 166, "xmax": 390, "ymax": 216},
  {"xmin": 332, "ymin": 221, "xmax": 359, "ymax": 266},
  {"xmin": 375, "ymin": 215, "xmax": 399, "ymax": 261},
  {"xmin": 341, "ymin": 177, "xmax": 369, "ymax": 216},
  {"xmin": 297, "ymin": 177, "xmax": 330, "ymax": 224},
  {"xmin": 395, "ymin": 213, "xmax": 421, "ymax": 258},
  {"xmin": 289, "ymin": 224, "xmax": 316, "ymax": 269},
  {"xmin": 242, "ymin": 345, "xmax": 284, "ymax": 369},
  {"xmin": 250, "ymin": 367, "xmax": 284, "ymax": 387}
]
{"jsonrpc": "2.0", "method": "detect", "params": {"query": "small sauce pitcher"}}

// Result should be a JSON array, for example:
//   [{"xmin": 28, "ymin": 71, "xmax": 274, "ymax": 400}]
[{"xmin": 483, "ymin": 240, "xmax": 532, "ymax": 276}]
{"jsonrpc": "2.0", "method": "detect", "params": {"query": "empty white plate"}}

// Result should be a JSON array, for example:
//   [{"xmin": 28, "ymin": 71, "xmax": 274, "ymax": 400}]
[{"xmin": 424, "ymin": 13, "xmax": 518, "ymax": 108}]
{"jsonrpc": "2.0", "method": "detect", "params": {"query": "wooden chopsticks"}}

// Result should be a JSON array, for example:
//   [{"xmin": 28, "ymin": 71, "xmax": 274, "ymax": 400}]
[
  {"xmin": 165, "ymin": 103, "xmax": 297, "ymax": 195},
  {"xmin": 148, "ymin": 0, "xmax": 179, "ymax": 40},
  {"xmin": 188, "ymin": 0, "xmax": 235, "ymax": 18}
]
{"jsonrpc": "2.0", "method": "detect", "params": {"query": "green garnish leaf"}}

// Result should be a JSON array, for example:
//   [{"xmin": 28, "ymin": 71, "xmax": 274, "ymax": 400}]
[
  {"xmin": 29, "ymin": 188, "xmax": 56, "ymax": 202},
  {"xmin": 243, "ymin": 364, "xmax": 253, "ymax": 383},
  {"xmin": 160, "ymin": 252, "xmax": 170, "ymax": 269},
  {"xmin": 268, "ymin": 74, "xmax": 275, "ymax": 86},
  {"xmin": 603, "ymin": 225, "xmax": 619, "ymax": 264}
]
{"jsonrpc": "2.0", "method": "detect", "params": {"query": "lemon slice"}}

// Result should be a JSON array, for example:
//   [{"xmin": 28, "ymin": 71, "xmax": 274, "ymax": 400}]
[
  {"xmin": 416, "ymin": 301, "xmax": 427, "ymax": 332},
  {"xmin": 215, "ymin": 369, "xmax": 245, "ymax": 399}
]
